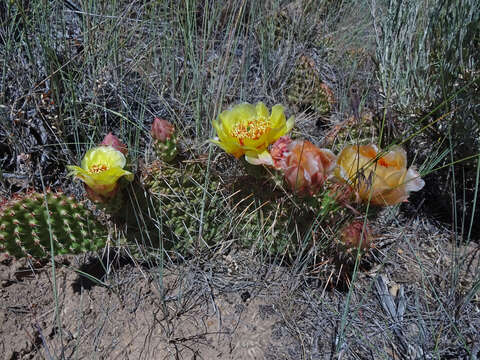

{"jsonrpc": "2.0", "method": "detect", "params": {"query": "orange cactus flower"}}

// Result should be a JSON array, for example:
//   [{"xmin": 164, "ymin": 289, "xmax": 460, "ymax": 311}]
[{"xmin": 335, "ymin": 144, "xmax": 425, "ymax": 206}]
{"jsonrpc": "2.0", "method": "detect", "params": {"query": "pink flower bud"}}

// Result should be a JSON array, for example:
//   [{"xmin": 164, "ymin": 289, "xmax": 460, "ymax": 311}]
[
  {"xmin": 100, "ymin": 133, "xmax": 128, "ymax": 155},
  {"xmin": 151, "ymin": 117, "xmax": 175, "ymax": 142}
]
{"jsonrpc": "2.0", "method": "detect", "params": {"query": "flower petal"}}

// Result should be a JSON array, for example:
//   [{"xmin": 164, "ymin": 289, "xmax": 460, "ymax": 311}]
[
  {"xmin": 404, "ymin": 167, "xmax": 425, "ymax": 192},
  {"xmin": 245, "ymin": 150, "xmax": 274, "ymax": 166},
  {"xmin": 68, "ymin": 146, "xmax": 133, "ymax": 197},
  {"xmin": 82, "ymin": 146, "xmax": 126, "ymax": 170},
  {"xmin": 269, "ymin": 104, "xmax": 286, "ymax": 128}
]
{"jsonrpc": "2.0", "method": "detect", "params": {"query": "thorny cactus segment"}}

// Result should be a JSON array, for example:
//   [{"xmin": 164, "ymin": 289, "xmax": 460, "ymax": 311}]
[
  {"xmin": 151, "ymin": 118, "xmax": 178, "ymax": 163},
  {"xmin": 339, "ymin": 220, "xmax": 373, "ymax": 252},
  {"xmin": 0, "ymin": 191, "xmax": 107, "ymax": 258},
  {"xmin": 324, "ymin": 111, "xmax": 378, "ymax": 153},
  {"xmin": 143, "ymin": 160, "xmax": 311, "ymax": 258},
  {"xmin": 286, "ymin": 55, "xmax": 335, "ymax": 115},
  {"xmin": 142, "ymin": 161, "xmax": 227, "ymax": 254}
]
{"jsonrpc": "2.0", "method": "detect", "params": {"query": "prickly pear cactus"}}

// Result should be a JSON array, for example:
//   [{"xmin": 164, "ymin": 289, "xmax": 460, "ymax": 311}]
[
  {"xmin": 0, "ymin": 191, "xmax": 107, "ymax": 258},
  {"xmin": 153, "ymin": 134, "xmax": 178, "ymax": 163},
  {"xmin": 324, "ymin": 111, "xmax": 378, "ymax": 152},
  {"xmin": 240, "ymin": 197, "xmax": 313, "ymax": 258},
  {"xmin": 228, "ymin": 175, "xmax": 323, "ymax": 259},
  {"xmin": 286, "ymin": 55, "xmax": 335, "ymax": 115},
  {"xmin": 263, "ymin": 9, "xmax": 292, "ymax": 47},
  {"xmin": 142, "ymin": 160, "xmax": 229, "ymax": 254},
  {"xmin": 142, "ymin": 160, "xmax": 359, "ymax": 261}
]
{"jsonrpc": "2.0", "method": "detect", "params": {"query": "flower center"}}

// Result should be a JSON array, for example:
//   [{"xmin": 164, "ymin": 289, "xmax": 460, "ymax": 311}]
[
  {"xmin": 90, "ymin": 164, "xmax": 108, "ymax": 173},
  {"xmin": 231, "ymin": 118, "xmax": 269, "ymax": 142}
]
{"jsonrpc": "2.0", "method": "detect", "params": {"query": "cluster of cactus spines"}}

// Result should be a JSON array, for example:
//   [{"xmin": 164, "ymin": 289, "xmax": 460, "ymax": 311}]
[
  {"xmin": 143, "ymin": 160, "xmax": 311, "ymax": 258},
  {"xmin": 0, "ymin": 190, "xmax": 107, "ymax": 258},
  {"xmin": 286, "ymin": 55, "xmax": 335, "ymax": 115},
  {"xmin": 153, "ymin": 133, "xmax": 178, "ymax": 163},
  {"xmin": 142, "ymin": 161, "xmax": 228, "ymax": 254},
  {"xmin": 331, "ymin": 219, "xmax": 375, "ymax": 269},
  {"xmin": 242, "ymin": 199, "xmax": 313, "ymax": 258},
  {"xmin": 227, "ymin": 176, "xmax": 319, "ymax": 258}
]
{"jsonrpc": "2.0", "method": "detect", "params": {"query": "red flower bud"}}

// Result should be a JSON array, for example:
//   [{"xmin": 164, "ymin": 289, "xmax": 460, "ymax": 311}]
[
  {"xmin": 100, "ymin": 133, "xmax": 128, "ymax": 155},
  {"xmin": 151, "ymin": 117, "xmax": 175, "ymax": 142},
  {"xmin": 340, "ymin": 221, "xmax": 373, "ymax": 251}
]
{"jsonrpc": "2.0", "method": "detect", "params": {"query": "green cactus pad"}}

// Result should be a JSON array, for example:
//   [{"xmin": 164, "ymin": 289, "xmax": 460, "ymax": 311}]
[
  {"xmin": 0, "ymin": 190, "xmax": 107, "ymax": 258},
  {"xmin": 142, "ymin": 160, "xmax": 229, "ymax": 254},
  {"xmin": 286, "ymin": 55, "xmax": 335, "ymax": 115},
  {"xmin": 153, "ymin": 134, "xmax": 178, "ymax": 163},
  {"xmin": 324, "ymin": 111, "xmax": 378, "ymax": 152},
  {"xmin": 142, "ymin": 161, "xmax": 357, "ymax": 262}
]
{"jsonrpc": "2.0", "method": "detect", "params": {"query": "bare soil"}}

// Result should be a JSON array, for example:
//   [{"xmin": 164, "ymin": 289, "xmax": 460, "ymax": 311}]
[{"xmin": 1, "ymin": 216, "xmax": 479, "ymax": 360}]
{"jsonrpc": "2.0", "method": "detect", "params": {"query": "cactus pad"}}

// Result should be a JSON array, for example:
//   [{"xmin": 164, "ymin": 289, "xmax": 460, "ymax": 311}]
[
  {"xmin": 286, "ymin": 55, "xmax": 335, "ymax": 115},
  {"xmin": 0, "ymin": 190, "xmax": 107, "ymax": 258},
  {"xmin": 153, "ymin": 134, "xmax": 178, "ymax": 163},
  {"xmin": 142, "ymin": 160, "xmax": 229, "ymax": 254},
  {"xmin": 324, "ymin": 111, "xmax": 378, "ymax": 152}
]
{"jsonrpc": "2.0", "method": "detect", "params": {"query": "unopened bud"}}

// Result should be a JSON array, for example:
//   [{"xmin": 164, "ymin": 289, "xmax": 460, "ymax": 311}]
[
  {"xmin": 151, "ymin": 118, "xmax": 175, "ymax": 142},
  {"xmin": 340, "ymin": 220, "xmax": 373, "ymax": 251},
  {"xmin": 100, "ymin": 133, "xmax": 128, "ymax": 155}
]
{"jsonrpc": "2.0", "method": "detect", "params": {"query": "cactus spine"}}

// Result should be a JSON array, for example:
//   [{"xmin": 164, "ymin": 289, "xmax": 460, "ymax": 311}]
[
  {"xmin": 324, "ymin": 111, "xmax": 378, "ymax": 153},
  {"xmin": 0, "ymin": 190, "xmax": 107, "ymax": 258}
]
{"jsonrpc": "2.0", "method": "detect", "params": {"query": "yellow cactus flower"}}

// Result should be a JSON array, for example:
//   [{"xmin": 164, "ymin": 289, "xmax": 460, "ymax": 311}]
[
  {"xmin": 67, "ymin": 146, "xmax": 134, "ymax": 197},
  {"xmin": 334, "ymin": 144, "xmax": 425, "ymax": 206},
  {"xmin": 210, "ymin": 102, "xmax": 294, "ymax": 164}
]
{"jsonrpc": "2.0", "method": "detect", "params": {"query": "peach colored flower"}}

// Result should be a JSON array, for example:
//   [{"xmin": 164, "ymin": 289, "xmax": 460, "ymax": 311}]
[
  {"xmin": 278, "ymin": 140, "xmax": 336, "ymax": 196},
  {"xmin": 100, "ymin": 133, "xmax": 128, "ymax": 155},
  {"xmin": 334, "ymin": 144, "xmax": 425, "ymax": 206},
  {"xmin": 270, "ymin": 136, "xmax": 292, "ymax": 169},
  {"xmin": 151, "ymin": 118, "xmax": 175, "ymax": 142}
]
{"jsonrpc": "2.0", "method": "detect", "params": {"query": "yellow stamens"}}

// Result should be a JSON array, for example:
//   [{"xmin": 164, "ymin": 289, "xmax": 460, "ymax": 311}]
[
  {"xmin": 90, "ymin": 164, "xmax": 108, "ymax": 173},
  {"xmin": 231, "ymin": 118, "xmax": 269, "ymax": 141}
]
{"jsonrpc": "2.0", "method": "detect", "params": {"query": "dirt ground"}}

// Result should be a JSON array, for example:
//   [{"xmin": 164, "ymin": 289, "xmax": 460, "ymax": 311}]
[{"xmin": 1, "ymin": 215, "xmax": 479, "ymax": 360}]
